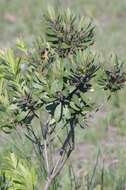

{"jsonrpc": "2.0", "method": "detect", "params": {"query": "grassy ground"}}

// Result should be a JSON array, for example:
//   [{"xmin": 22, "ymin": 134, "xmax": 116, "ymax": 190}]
[{"xmin": 0, "ymin": 0, "xmax": 126, "ymax": 189}]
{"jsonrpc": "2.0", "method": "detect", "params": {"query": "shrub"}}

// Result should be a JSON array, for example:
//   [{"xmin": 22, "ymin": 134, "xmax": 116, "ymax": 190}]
[{"xmin": 0, "ymin": 7, "xmax": 126, "ymax": 190}]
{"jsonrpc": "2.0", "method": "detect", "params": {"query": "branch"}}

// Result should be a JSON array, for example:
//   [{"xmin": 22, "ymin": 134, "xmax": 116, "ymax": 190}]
[{"xmin": 44, "ymin": 121, "xmax": 75, "ymax": 190}]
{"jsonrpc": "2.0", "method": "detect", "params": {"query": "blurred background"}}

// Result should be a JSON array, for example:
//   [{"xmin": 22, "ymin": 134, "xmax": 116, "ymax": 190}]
[
  {"xmin": 0, "ymin": 0, "xmax": 126, "ymax": 57},
  {"xmin": 0, "ymin": 0, "xmax": 126, "ymax": 189}
]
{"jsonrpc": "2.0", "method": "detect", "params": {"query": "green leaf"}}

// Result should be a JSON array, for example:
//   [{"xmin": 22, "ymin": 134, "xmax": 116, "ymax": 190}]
[
  {"xmin": 16, "ymin": 111, "xmax": 29, "ymax": 123},
  {"xmin": 78, "ymin": 115, "xmax": 87, "ymax": 128},
  {"xmin": 70, "ymin": 101, "xmax": 80, "ymax": 111},
  {"xmin": 23, "ymin": 114, "xmax": 34, "ymax": 125},
  {"xmin": 6, "ymin": 49, "xmax": 16, "ymax": 73},
  {"xmin": 51, "ymin": 79, "xmax": 63, "ymax": 93},
  {"xmin": 69, "ymin": 85, "xmax": 76, "ymax": 93},
  {"xmin": 0, "ymin": 104, "xmax": 6, "ymax": 112},
  {"xmin": 49, "ymin": 118, "xmax": 56, "ymax": 125},
  {"xmin": 63, "ymin": 105, "xmax": 71, "ymax": 119},
  {"xmin": 10, "ymin": 152, "xmax": 18, "ymax": 169},
  {"xmin": 54, "ymin": 103, "xmax": 62, "ymax": 122},
  {"xmin": 46, "ymin": 101, "xmax": 57, "ymax": 114},
  {"xmin": 72, "ymin": 94, "xmax": 80, "ymax": 107},
  {"xmin": 0, "ymin": 124, "xmax": 13, "ymax": 134},
  {"xmin": 16, "ymin": 39, "xmax": 28, "ymax": 53}
]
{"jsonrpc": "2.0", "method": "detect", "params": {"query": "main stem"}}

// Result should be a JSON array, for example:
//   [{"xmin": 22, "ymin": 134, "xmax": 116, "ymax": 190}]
[
  {"xmin": 44, "ymin": 121, "xmax": 75, "ymax": 190},
  {"xmin": 44, "ymin": 177, "xmax": 52, "ymax": 190}
]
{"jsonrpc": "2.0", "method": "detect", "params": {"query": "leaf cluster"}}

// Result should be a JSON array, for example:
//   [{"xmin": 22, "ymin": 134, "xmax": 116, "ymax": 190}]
[
  {"xmin": 1, "ymin": 153, "xmax": 37, "ymax": 190},
  {"xmin": 0, "ymin": 172, "xmax": 11, "ymax": 190},
  {"xmin": 44, "ymin": 7, "xmax": 94, "ymax": 57},
  {"xmin": 98, "ymin": 54, "xmax": 126, "ymax": 93}
]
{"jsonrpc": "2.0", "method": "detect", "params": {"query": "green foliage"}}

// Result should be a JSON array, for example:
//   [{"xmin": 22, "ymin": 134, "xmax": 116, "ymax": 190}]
[
  {"xmin": 0, "ymin": 172, "xmax": 11, "ymax": 190},
  {"xmin": 0, "ymin": 6, "xmax": 126, "ymax": 190},
  {"xmin": 44, "ymin": 7, "xmax": 94, "ymax": 57},
  {"xmin": 98, "ymin": 54, "xmax": 126, "ymax": 94},
  {"xmin": 0, "ymin": 8, "xmax": 97, "ymax": 133},
  {"xmin": 0, "ymin": 8, "xmax": 125, "ymax": 134},
  {"xmin": 1, "ymin": 153, "xmax": 37, "ymax": 190}
]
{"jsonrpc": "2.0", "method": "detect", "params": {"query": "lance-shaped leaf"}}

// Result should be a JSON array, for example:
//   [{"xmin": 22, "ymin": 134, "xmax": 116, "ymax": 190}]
[{"xmin": 54, "ymin": 102, "xmax": 62, "ymax": 122}]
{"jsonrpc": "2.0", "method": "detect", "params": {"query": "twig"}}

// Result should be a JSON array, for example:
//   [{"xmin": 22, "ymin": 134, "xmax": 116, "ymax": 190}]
[{"xmin": 44, "ymin": 139, "xmax": 50, "ymax": 174}]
